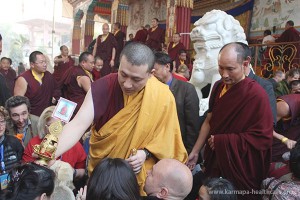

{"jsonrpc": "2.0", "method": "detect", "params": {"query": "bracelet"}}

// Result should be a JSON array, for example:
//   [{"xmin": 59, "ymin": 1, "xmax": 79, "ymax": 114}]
[
  {"xmin": 143, "ymin": 148, "xmax": 151, "ymax": 160},
  {"xmin": 281, "ymin": 137, "xmax": 288, "ymax": 143}
]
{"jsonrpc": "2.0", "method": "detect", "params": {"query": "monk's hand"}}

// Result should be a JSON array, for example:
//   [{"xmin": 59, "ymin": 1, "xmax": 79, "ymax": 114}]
[
  {"xmin": 286, "ymin": 139, "xmax": 297, "ymax": 149},
  {"xmin": 186, "ymin": 152, "xmax": 199, "ymax": 170},
  {"xmin": 126, "ymin": 150, "xmax": 146, "ymax": 174},
  {"xmin": 110, "ymin": 59, "xmax": 115, "ymax": 67},
  {"xmin": 76, "ymin": 185, "xmax": 87, "ymax": 200},
  {"xmin": 208, "ymin": 135, "xmax": 215, "ymax": 150}
]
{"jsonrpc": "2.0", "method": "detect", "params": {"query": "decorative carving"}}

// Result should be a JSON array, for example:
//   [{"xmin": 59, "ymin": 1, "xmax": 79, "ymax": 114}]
[{"xmin": 190, "ymin": 9, "xmax": 247, "ymax": 115}]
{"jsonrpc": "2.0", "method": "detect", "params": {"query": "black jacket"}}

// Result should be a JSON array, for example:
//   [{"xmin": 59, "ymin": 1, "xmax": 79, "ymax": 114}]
[{"xmin": 0, "ymin": 135, "xmax": 24, "ymax": 173}]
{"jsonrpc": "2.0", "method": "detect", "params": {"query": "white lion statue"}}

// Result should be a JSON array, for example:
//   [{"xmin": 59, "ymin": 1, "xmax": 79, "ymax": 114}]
[{"xmin": 189, "ymin": 9, "xmax": 247, "ymax": 115}]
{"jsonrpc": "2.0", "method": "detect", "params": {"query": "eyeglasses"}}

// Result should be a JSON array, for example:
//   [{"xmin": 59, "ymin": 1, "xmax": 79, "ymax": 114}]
[
  {"xmin": 35, "ymin": 60, "xmax": 46, "ymax": 65},
  {"xmin": 0, "ymin": 120, "xmax": 6, "ymax": 125}
]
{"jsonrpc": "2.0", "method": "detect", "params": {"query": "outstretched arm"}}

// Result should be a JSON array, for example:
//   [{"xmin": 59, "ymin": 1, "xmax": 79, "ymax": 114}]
[
  {"xmin": 273, "ymin": 130, "xmax": 296, "ymax": 149},
  {"xmin": 273, "ymin": 100, "xmax": 296, "ymax": 149},
  {"xmin": 186, "ymin": 112, "xmax": 212, "ymax": 170},
  {"xmin": 55, "ymin": 89, "xmax": 94, "ymax": 158}
]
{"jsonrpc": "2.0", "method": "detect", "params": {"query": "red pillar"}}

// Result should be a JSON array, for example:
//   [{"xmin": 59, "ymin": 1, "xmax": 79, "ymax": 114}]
[
  {"xmin": 72, "ymin": 21, "xmax": 81, "ymax": 55},
  {"xmin": 176, "ymin": 6, "xmax": 191, "ymax": 49}
]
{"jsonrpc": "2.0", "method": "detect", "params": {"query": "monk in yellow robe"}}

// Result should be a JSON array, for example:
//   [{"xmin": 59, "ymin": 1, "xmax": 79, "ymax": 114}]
[{"xmin": 55, "ymin": 42, "xmax": 187, "ymax": 194}]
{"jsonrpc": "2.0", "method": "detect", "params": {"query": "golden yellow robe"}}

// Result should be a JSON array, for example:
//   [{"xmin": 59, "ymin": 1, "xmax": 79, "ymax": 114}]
[{"xmin": 89, "ymin": 76, "xmax": 188, "ymax": 194}]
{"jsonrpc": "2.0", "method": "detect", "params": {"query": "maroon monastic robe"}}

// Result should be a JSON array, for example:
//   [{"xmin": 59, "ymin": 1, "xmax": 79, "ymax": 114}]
[
  {"xmin": 52, "ymin": 55, "xmax": 75, "ymax": 82},
  {"xmin": 204, "ymin": 78, "xmax": 273, "ymax": 200},
  {"xmin": 0, "ymin": 73, "xmax": 11, "ymax": 106},
  {"xmin": 92, "ymin": 68, "xmax": 101, "ymax": 81},
  {"xmin": 60, "ymin": 66, "xmax": 92, "ymax": 115},
  {"xmin": 145, "ymin": 27, "xmax": 165, "ymax": 51},
  {"xmin": 114, "ymin": 30, "xmax": 126, "ymax": 66},
  {"xmin": 20, "ymin": 70, "xmax": 59, "ymax": 116},
  {"xmin": 95, "ymin": 33, "xmax": 118, "ymax": 77},
  {"xmin": 133, "ymin": 28, "xmax": 148, "ymax": 43},
  {"xmin": 91, "ymin": 73, "xmax": 124, "ymax": 131},
  {"xmin": 272, "ymin": 94, "xmax": 300, "ymax": 162},
  {"xmin": 275, "ymin": 27, "xmax": 300, "ymax": 71},
  {"xmin": 174, "ymin": 58, "xmax": 190, "ymax": 72},
  {"xmin": 167, "ymin": 42, "xmax": 186, "ymax": 61},
  {"xmin": 0, "ymin": 68, "xmax": 16, "ymax": 95},
  {"xmin": 276, "ymin": 27, "xmax": 300, "ymax": 43}
]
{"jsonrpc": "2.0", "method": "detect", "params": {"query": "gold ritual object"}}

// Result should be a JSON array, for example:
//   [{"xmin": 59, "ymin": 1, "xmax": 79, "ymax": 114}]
[{"xmin": 33, "ymin": 120, "xmax": 63, "ymax": 166}]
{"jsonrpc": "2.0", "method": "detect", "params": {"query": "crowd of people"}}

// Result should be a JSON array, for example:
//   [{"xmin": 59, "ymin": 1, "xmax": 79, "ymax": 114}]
[{"xmin": 0, "ymin": 18, "xmax": 300, "ymax": 200}]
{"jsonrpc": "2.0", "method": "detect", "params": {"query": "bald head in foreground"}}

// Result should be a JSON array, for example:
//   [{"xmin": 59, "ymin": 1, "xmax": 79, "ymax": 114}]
[{"xmin": 144, "ymin": 159, "xmax": 193, "ymax": 200}]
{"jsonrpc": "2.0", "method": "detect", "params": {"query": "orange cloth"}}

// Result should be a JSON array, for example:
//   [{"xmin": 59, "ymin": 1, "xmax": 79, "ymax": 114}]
[
  {"xmin": 89, "ymin": 76, "xmax": 188, "ymax": 194},
  {"xmin": 15, "ymin": 133, "xmax": 24, "ymax": 142},
  {"xmin": 219, "ymin": 84, "xmax": 229, "ymax": 97},
  {"xmin": 114, "ymin": 30, "xmax": 120, "ymax": 36}
]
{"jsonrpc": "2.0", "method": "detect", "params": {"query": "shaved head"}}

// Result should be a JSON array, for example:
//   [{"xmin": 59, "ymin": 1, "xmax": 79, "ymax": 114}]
[{"xmin": 144, "ymin": 159, "xmax": 193, "ymax": 200}]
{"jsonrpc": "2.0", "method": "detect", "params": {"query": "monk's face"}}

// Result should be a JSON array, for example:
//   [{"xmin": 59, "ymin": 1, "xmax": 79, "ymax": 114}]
[
  {"xmin": 291, "ymin": 83, "xmax": 300, "ymax": 94},
  {"xmin": 287, "ymin": 73, "xmax": 300, "ymax": 84},
  {"xmin": 118, "ymin": 56, "xmax": 151, "ymax": 96},
  {"xmin": 94, "ymin": 58, "xmax": 103, "ymax": 71},
  {"xmin": 1, "ymin": 58, "xmax": 11, "ymax": 71},
  {"xmin": 218, "ymin": 46, "xmax": 246, "ymax": 86},
  {"xmin": 61, "ymin": 46, "xmax": 69, "ymax": 56},
  {"xmin": 151, "ymin": 19, "xmax": 158, "ymax": 28},
  {"xmin": 172, "ymin": 34, "xmax": 180, "ymax": 43},
  {"xmin": 32, "ymin": 54, "xmax": 47, "ymax": 74},
  {"xmin": 179, "ymin": 52, "xmax": 187, "ymax": 61},
  {"xmin": 102, "ymin": 24, "xmax": 109, "ymax": 35},
  {"xmin": 82, "ymin": 54, "xmax": 95, "ymax": 72}
]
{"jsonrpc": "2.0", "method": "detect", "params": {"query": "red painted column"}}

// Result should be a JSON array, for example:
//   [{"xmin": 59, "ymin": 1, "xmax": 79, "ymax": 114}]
[
  {"xmin": 176, "ymin": 6, "xmax": 191, "ymax": 49},
  {"xmin": 72, "ymin": 20, "xmax": 81, "ymax": 55},
  {"xmin": 84, "ymin": 12, "xmax": 95, "ymax": 50}
]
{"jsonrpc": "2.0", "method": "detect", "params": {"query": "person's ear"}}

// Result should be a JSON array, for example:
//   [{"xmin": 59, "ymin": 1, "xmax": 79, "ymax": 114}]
[
  {"xmin": 157, "ymin": 187, "xmax": 169, "ymax": 199},
  {"xmin": 150, "ymin": 68, "xmax": 155, "ymax": 75},
  {"xmin": 166, "ymin": 64, "xmax": 171, "ymax": 71},
  {"xmin": 39, "ymin": 193, "xmax": 48, "ymax": 200},
  {"xmin": 244, "ymin": 56, "xmax": 251, "ymax": 68}
]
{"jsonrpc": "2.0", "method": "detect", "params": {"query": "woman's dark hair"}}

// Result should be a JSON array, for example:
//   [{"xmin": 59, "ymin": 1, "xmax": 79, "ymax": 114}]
[
  {"xmin": 203, "ymin": 178, "xmax": 237, "ymax": 200},
  {"xmin": 1, "ymin": 163, "xmax": 55, "ymax": 200},
  {"xmin": 290, "ymin": 141, "xmax": 300, "ymax": 179},
  {"xmin": 86, "ymin": 158, "xmax": 140, "ymax": 200}
]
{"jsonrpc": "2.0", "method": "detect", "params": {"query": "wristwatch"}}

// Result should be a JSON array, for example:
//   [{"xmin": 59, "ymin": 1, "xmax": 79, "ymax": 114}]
[{"xmin": 143, "ymin": 148, "xmax": 151, "ymax": 160}]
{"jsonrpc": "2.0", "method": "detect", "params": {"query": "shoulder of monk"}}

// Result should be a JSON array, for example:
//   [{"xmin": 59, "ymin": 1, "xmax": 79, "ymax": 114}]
[{"xmin": 148, "ymin": 76, "xmax": 174, "ymax": 98}]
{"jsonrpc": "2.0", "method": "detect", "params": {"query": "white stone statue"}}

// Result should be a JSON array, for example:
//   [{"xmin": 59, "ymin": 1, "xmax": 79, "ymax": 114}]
[{"xmin": 189, "ymin": 9, "xmax": 248, "ymax": 115}]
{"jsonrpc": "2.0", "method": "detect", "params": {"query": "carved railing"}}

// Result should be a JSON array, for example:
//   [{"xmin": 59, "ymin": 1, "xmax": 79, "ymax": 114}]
[{"xmin": 249, "ymin": 41, "xmax": 300, "ymax": 78}]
